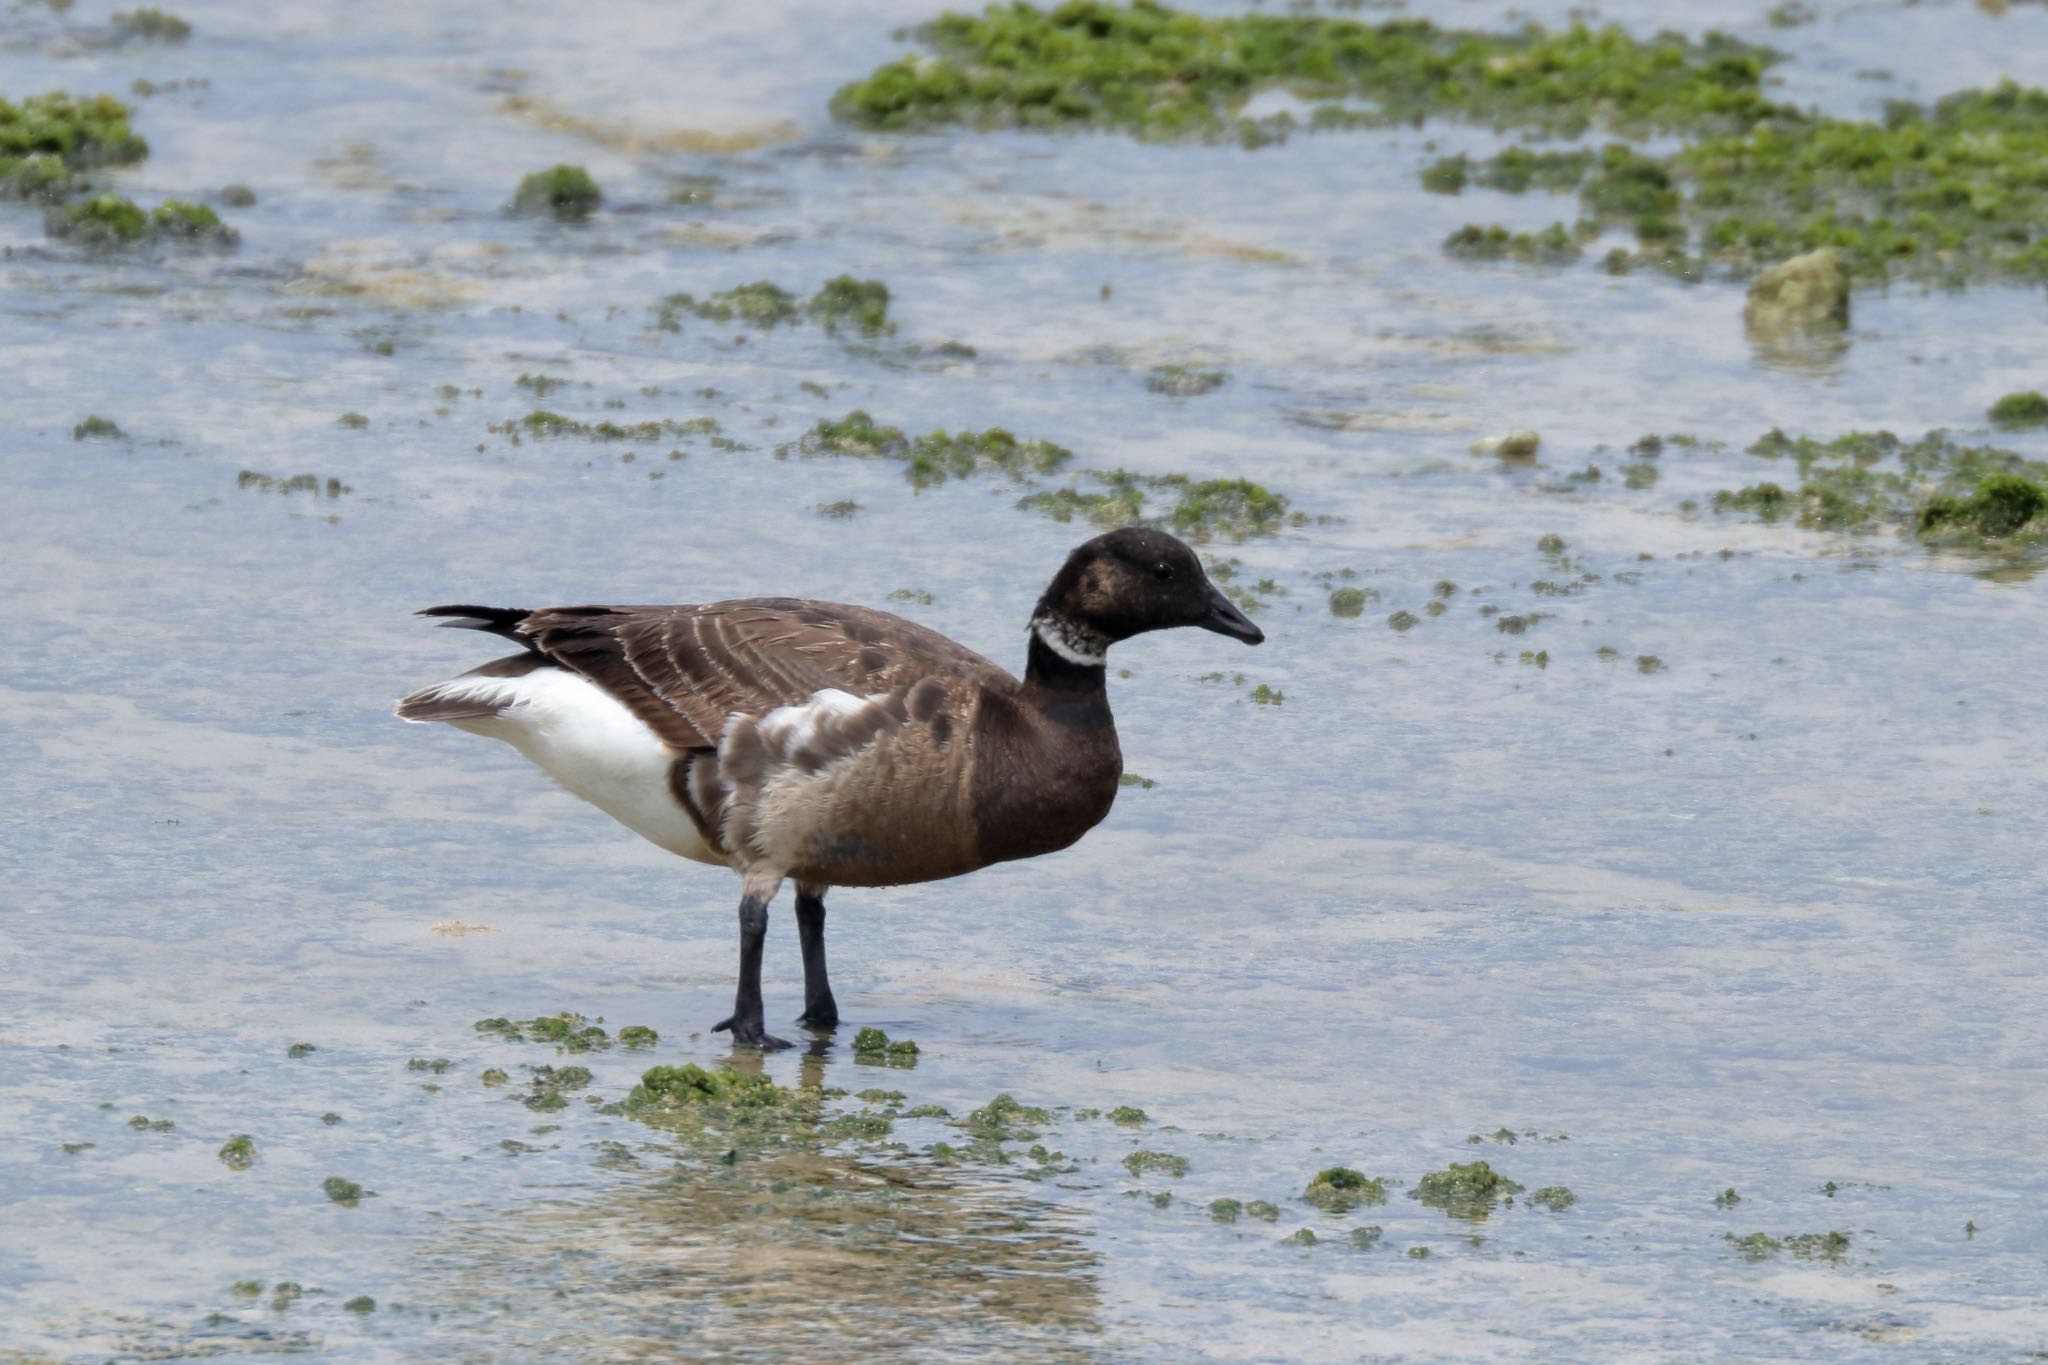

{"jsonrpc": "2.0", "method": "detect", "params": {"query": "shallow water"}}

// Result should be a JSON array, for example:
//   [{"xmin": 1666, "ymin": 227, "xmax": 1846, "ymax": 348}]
[{"xmin": 4, "ymin": 0, "xmax": 2048, "ymax": 1359}]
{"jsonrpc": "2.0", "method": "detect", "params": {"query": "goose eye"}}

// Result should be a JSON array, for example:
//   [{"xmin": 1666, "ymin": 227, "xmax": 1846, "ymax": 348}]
[{"xmin": 1151, "ymin": 561, "xmax": 1174, "ymax": 580}]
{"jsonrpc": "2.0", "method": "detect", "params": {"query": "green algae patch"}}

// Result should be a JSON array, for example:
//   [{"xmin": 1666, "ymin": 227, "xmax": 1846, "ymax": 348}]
[
  {"xmin": 61, "ymin": 1141, "xmax": 94, "ymax": 1154},
  {"xmin": 128, "ymin": 1115, "xmax": 173, "ymax": 1132},
  {"xmin": 1351, "ymin": 1225, "xmax": 1384, "ymax": 1249},
  {"xmin": 480, "ymin": 1067, "xmax": 508, "ymax": 1086},
  {"xmin": 1146, "ymin": 366, "xmax": 1225, "ymax": 397},
  {"xmin": 617, "ymin": 1025, "xmax": 659, "ymax": 1049},
  {"xmin": 832, "ymin": 4, "xmax": 1778, "ymax": 143},
  {"xmin": 1990, "ymin": 391, "xmax": 2048, "ymax": 430},
  {"xmin": 46, "ymin": 192, "xmax": 144, "ymax": 243},
  {"xmin": 794, "ymin": 408, "xmax": 1297, "ymax": 538},
  {"xmin": 1388, "ymin": 610, "xmax": 1418, "ymax": 632},
  {"xmin": 624, "ymin": 1064, "xmax": 812, "ymax": 1143},
  {"xmin": 1304, "ymin": 1167, "xmax": 1387, "ymax": 1212},
  {"xmin": 149, "ymin": 199, "xmax": 234, "ymax": 241},
  {"xmin": 238, "ymin": 470, "xmax": 349, "ymax": 498},
  {"xmin": 1921, "ymin": 473, "xmax": 2048, "ymax": 540},
  {"xmin": 1410, "ymin": 1160, "xmax": 1523, "ymax": 1219},
  {"xmin": 112, "ymin": 8, "xmax": 191, "ymax": 41},
  {"xmin": 1327, "ymin": 586, "xmax": 1375, "ymax": 618},
  {"xmin": 807, "ymin": 275, "xmax": 893, "ymax": 336},
  {"xmin": 513, "ymin": 164, "xmax": 601, "ymax": 218},
  {"xmin": 1530, "ymin": 1185, "xmax": 1576, "ymax": 1211},
  {"xmin": 217, "ymin": 1134, "xmax": 256, "ymax": 1170},
  {"xmin": 1118, "ymin": 772, "xmax": 1155, "ymax": 789},
  {"xmin": 343, "ymin": 1295, "xmax": 376, "ymax": 1314},
  {"xmin": 1122, "ymin": 1149, "xmax": 1189, "ymax": 1179},
  {"xmin": 963, "ymin": 1093, "xmax": 1049, "ymax": 1141},
  {"xmin": 230, "ymin": 1280, "xmax": 262, "ymax": 1298},
  {"xmin": 1209, "ymin": 1198, "xmax": 1242, "ymax": 1222},
  {"xmin": 1727, "ymin": 1230, "xmax": 1850, "ymax": 1261},
  {"xmin": 1022, "ymin": 469, "xmax": 1293, "ymax": 540},
  {"xmin": 1286, "ymin": 1227, "xmax": 1318, "ymax": 1246},
  {"xmin": 657, "ymin": 281, "xmax": 799, "ymax": 330},
  {"xmin": 1714, "ymin": 1187, "xmax": 1742, "ymax": 1208},
  {"xmin": 1107, "ymin": 1105, "xmax": 1147, "ymax": 1127},
  {"xmin": 1170, "ymin": 478, "xmax": 1287, "ymax": 539},
  {"xmin": 1450, "ymin": 77, "xmax": 2048, "ymax": 283},
  {"xmin": 338, "ymin": 412, "xmax": 369, "ymax": 430},
  {"xmin": 72, "ymin": 415, "xmax": 122, "ymax": 440},
  {"xmin": 907, "ymin": 429, "xmax": 1073, "ymax": 489},
  {"xmin": 1725, "ymin": 428, "xmax": 2048, "ymax": 557},
  {"xmin": 406, "ymin": 1057, "xmax": 453, "ymax": 1074},
  {"xmin": 1714, "ymin": 482, "xmax": 1790, "ymax": 520},
  {"xmin": 322, "ymin": 1176, "xmax": 365, "ymax": 1207},
  {"xmin": 656, "ymin": 277, "xmax": 893, "ymax": 336},
  {"xmin": 1444, "ymin": 222, "xmax": 1581, "ymax": 266},
  {"xmin": 851, "ymin": 1027, "xmax": 920, "ymax": 1064},
  {"xmin": 1245, "ymin": 1199, "xmax": 1280, "ymax": 1221},
  {"xmin": 0, "ymin": 93, "xmax": 148, "ymax": 199},
  {"xmin": 796, "ymin": 411, "xmax": 1071, "ymax": 490},
  {"xmin": 45, "ymin": 194, "xmax": 237, "ymax": 246},
  {"xmin": 476, "ymin": 1011, "xmax": 611, "ymax": 1052}
]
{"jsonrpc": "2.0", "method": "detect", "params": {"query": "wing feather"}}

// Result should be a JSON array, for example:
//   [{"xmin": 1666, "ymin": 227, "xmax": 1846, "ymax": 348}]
[{"xmin": 511, "ymin": 599, "xmax": 1013, "ymax": 750}]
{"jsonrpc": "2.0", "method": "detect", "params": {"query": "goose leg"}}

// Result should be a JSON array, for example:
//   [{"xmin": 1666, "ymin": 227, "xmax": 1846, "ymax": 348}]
[
  {"xmin": 793, "ymin": 883, "xmax": 838, "ymax": 1029},
  {"xmin": 713, "ymin": 873, "xmax": 789, "ymax": 1050}
]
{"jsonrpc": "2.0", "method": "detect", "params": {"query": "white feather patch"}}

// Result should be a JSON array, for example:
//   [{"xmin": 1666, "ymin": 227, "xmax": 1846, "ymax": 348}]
[
  {"xmin": 1031, "ymin": 614, "xmax": 1107, "ymax": 666},
  {"xmin": 410, "ymin": 669, "xmax": 722, "ymax": 866}
]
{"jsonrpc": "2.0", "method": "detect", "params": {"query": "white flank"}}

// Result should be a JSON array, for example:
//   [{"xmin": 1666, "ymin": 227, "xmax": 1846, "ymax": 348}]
[{"xmin": 404, "ymin": 670, "xmax": 723, "ymax": 866}]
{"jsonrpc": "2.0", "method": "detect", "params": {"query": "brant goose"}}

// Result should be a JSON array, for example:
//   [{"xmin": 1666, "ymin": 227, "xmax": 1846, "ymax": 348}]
[{"xmin": 396, "ymin": 527, "xmax": 1263, "ymax": 1048}]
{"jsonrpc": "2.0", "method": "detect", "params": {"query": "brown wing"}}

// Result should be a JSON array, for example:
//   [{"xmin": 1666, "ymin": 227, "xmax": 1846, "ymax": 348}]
[{"xmin": 516, "ymin": 598, "xmax": 1016, "ymax": 751}]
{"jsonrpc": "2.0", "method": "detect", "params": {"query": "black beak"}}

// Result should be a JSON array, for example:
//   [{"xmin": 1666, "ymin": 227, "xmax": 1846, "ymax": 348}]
[{"xmin": 1198, "ymin": 583, "xmax": 1265, "ymax": 645}]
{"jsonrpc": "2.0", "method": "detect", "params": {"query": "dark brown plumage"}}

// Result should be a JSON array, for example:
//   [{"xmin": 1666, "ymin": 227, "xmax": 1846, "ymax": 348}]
[{"xmin": 397, "ymin": 526, "xmax": 1262, "ymax": 1048}]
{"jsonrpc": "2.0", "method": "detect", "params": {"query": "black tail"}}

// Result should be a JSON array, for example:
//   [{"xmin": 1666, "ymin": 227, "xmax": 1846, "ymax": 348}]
[{"xmin": 416, "ymin": 604, "xmax": 538, "ymax": 650}]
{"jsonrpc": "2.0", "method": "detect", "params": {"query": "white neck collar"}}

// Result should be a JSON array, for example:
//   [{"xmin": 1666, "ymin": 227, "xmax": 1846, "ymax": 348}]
[{"xmin": 1031, "ymin": 613, "xmax": 1108, "ymax": 667}]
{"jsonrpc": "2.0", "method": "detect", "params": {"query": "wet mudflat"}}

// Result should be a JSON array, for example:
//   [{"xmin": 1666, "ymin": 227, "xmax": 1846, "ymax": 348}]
[{"xmin": 3, "ymin": 0, "xmax": 2047, "ymax": 1359}]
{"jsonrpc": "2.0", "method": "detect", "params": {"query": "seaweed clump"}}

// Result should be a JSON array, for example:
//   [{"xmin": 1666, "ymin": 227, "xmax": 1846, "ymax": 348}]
[
  {"xmin": 655, "ymin": 277, "xmax": 894, "ymax": 336},
  {"xmin": 807, "ymin": 275, "xmax": 893, "ymax": 335},
  {"xmin": 1122, "ymin": 1149, "xmax": 1189, "ymax": 1179},
  {"xmin": 1303, "ymin": 1166, "xmax": 1387, "ymax": 1213},
  {"xmin": 1410, "ymin": 1160, "xmax": 1523, "ymax": 1219},
  {"xmin": 72, "ymin": 415, "xmax": 122, "ymax": 440},
  {"xmin": 794, "ymin": 411, "xmax": 1072, "ymax": 490},
  {"xmin": 474, "ymin": 1012, "xmax": 612, "ymax": 1052},
  {"xmin": 851, "ymin": 1026, "xmax": 921, "ymax": 1064},
  {"xmin": 0, "ymin": 93, "xmax": 148, "ymax": 201},
  {"xmin": 112, "ymin": 8, "xmax": 191, "ymax": 41},
  {"xmin": 1989, "ymin": 390, "xmax": 2048, "ymax": 430},
  {"xmin": 1444, "ymin": 222, "xmax": 1581, "ymax": 266},
  {"xmin": 832, "ymin": 5, "xmax": 1778, "ymax": 143},
  {"xmin": 1146, "ymin": 365, "xmax": 1225, "ymax": 397},
  {"xmin": 217, "ymin": 1134, "xmax": 256, "ymax": 1169},
  {"xmin": 623, "ymin": 1063, "xmax": 813, "ymax": 1147},
  {"xmin": 45, "ymin": 193, "xmax": 236, "ymax": 246},
  {"xmin": 1021, "ymin": 469, "xmax": 1292, "ymax": 540},
  {"xmin": 1720, "ymin": 427, "xmax": 2048, "ymax": 555},
  {"xmin": 1727, "ymin": 1230, "xmax": 1850, "ymax": 1261},
  {"xmin": 513, "ymin": 164, "xmax": 601, "ymax": 218}
]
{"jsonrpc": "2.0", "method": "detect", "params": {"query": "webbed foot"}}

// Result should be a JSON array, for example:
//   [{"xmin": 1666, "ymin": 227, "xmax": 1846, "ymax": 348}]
[{"xmin": 713, "ymin": 1015, "xmax": 792, "ymax": 1050}]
